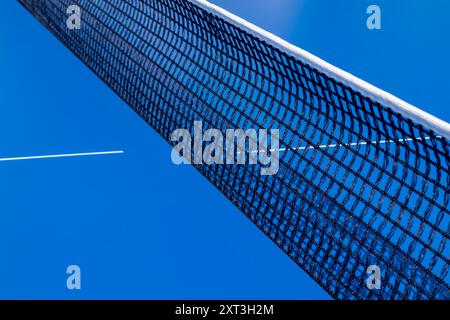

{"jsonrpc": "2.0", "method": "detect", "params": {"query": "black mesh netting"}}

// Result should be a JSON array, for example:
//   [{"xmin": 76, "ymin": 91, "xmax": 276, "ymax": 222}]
[{"xmin": 18, "ymin": 0, "xmax": 449, "ymax": 299}]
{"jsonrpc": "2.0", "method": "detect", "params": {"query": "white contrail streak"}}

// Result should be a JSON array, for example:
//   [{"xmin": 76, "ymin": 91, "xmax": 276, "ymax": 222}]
[
  {"xmin": 0, "ymin": 150, "xmax": 125, "ymax": 162},
  {"xmin": 246, "ymin": 136, "xmax": 441, "ymax": 154},
  {"xmin": 284, "ymin": 136, "xmax": 441, "ymax": 153}
]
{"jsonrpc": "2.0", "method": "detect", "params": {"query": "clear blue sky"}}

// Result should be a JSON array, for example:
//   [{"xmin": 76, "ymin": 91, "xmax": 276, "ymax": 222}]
[{"xmin": 0, "ymin": 0, "xmax": 448, "ymax": 299}]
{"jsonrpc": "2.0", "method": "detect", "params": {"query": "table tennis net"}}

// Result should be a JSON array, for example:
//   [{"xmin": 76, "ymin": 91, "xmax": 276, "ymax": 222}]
[{"xmin": 18, "ymin": 0, "xmax": 450, "ymax": 299}]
